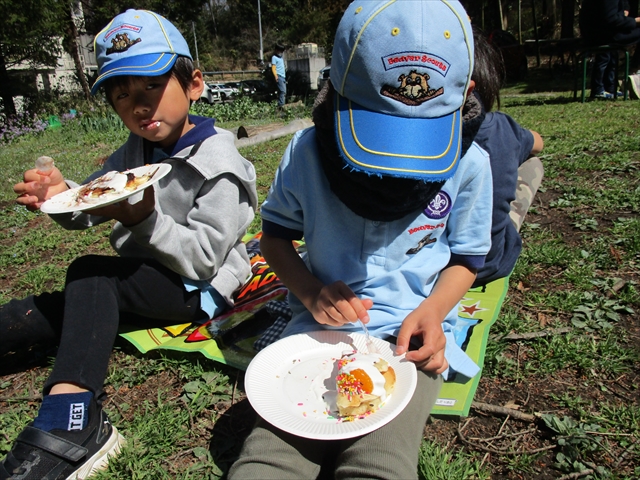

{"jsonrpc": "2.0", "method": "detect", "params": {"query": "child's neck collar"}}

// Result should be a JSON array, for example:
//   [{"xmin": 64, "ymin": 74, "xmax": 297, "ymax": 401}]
[{"xmin": 159, "ymin": 115, "xmax": 216, "ymax": 157}]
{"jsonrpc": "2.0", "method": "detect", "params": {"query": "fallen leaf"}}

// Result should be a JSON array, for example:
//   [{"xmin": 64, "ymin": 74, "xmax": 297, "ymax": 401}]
[
  {"xmin": 538, "ymin": 312, "xmax": 550, "ymax": 327},
  {"xmin": 610, "ymin": 245, "xmax": 622, "ymax": 264}
]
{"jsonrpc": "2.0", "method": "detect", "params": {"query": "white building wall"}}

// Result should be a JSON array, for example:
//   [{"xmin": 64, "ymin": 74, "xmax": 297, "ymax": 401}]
[{"xmin": 286, "ymin": 43, "xmax": 326, "ymax": 91}]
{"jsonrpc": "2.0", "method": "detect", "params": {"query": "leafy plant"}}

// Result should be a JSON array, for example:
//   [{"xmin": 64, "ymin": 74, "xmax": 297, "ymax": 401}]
[
  {"xmin": 571, "ymin": 292, "xmax": 635, "ymax": 332},
  {"xmin": 181, "ymin": 371, "xmax": 232, "ymax": 414},
  {"xmin": 573, "ymin": 216, "xmax": 598, "ymax": 231},
  {"xmin": 542, "ymin": 415, "xmax": 610, "ymax": 477}
]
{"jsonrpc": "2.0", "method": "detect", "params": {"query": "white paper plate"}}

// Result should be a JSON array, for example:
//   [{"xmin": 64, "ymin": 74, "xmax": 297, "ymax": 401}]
[
  {"xmin": 245, "ymin": 330, "xmax": 417, "ymax": 440},
  {"xmin": 41, "ymin": 164, "xmax": 172, "ymax": 214}
]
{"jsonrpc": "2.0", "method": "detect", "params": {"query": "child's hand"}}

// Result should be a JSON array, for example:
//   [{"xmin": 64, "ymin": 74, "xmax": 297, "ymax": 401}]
[
  {"xmin": 395, "ymin": 308, "xmax": 448, "ymax": 374},
  {"xmin": 309, "ymin": 280, "xmax": 373, "ymax": 327},
  {"xmin": 14, "ymin": 167, "xmax": 67, "ymax": 211},
  {"xmin": 86, "ymin": 185, "xmax": 156, "ymax": 226}
]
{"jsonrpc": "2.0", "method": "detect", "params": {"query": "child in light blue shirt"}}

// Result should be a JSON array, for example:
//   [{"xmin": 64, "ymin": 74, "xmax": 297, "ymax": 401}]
[{"xmin": 230, "ymin": 1, "xmax": 492, "ymax": 478}]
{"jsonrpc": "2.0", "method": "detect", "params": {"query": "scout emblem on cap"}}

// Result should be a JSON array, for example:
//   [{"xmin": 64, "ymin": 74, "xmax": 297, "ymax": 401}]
[
  {"xmin": 106, "ymin": 33, "xmax": 142, "ymax": 55},
  {"xmin": 91, "ymin": 9, "xmax": 192, "ymax": 95},
  {"xmin": 381, "ymin": 70, "xmax": 444, "ymax": 106},
  {"xmin": 330, "ymin": 0, "xmax": 474, "ymax": 181}
]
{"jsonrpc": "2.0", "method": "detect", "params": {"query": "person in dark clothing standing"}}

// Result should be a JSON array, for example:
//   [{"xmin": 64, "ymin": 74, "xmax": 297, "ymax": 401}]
[{"xmin": 579, "ymin": 0, "xmax": 640, "ymax": 98}]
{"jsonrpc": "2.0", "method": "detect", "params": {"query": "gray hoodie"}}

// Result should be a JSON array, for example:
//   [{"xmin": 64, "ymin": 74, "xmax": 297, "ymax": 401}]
[{"xmin": 52, "ymin": 123, "xmax": 258, "ymax": 304}]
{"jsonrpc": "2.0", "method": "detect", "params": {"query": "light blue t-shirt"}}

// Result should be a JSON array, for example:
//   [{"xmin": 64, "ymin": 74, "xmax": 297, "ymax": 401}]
[
  {"xmin": 271, "ymin": 54, "xmax": 285, "ymax": 77},
  {"xmin": 260, "ymin": 128, "xmax": 493, "ymax": 379}
]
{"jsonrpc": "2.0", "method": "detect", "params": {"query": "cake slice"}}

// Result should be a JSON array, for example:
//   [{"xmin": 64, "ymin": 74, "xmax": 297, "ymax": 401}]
[{"xmin": 335, "ymin": 351, "xmax": 396, "ymax": 417}]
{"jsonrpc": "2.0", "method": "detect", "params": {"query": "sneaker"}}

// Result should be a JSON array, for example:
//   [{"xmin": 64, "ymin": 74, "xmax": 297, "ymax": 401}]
[
  {"xmin": 593, "ymin": 91, "xmax": 614, "ymax": 100},
  {"xmin": 0, "ymin": 400, "xmax": 125, "ymax": 479},
  {"xmin": 629, "ymin": 74, "xmax": 640, "ymax": 100}
]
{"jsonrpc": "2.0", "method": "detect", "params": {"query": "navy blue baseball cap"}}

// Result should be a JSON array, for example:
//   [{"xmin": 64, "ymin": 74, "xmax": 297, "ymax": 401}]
[
  {"xmin": 331, "ymin": 0, "xmax": 474, "ymax": 181},
  {"xmin": 91, "ymin": 9, "xmax": 192, "ymax": 94}
]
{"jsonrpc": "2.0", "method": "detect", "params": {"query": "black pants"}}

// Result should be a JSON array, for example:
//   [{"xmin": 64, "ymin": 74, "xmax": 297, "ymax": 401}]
[{"xmin": 0, "ymin": 255, "xmax": 206, "ymax": 400}]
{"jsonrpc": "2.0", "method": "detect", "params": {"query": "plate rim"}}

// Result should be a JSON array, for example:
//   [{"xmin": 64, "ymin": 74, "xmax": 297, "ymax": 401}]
[
  {"xmin": 245, "ymin": 330, "xmax": 418, "ymax": 440},
  {"xmin": 40, "ymin": 163, "xmax": 172, "ymax": 214}
]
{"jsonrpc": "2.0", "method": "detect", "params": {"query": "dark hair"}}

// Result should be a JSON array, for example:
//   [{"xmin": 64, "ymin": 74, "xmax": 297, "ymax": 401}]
[
  {"xmin": 472, "ymin": 26, "xmax": 505, "ymax": 111},
  {"xmin": 102, "ymin": 56, "xmax": 195, "ymax": 105}
]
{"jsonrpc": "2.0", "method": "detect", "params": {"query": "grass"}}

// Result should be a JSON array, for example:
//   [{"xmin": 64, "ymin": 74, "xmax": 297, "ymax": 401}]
[{"xmin": 0, "ymin": 69, "xmax": 639, "ymax": 478}]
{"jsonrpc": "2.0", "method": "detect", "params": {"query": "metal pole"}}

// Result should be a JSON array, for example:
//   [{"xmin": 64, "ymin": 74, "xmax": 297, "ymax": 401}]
[
  {"xmin": 257, "ymin": 0, "xmax": 264, "ymax": 65},
  {"xmin": 518, "ymin": 0, "xmax": 522, "ymax": 44},
  {"xmin": 192, "ymin": 22, "xmax": 200, "ymax": 69},
  {"xmin": 531, "ymin": 0, "xmax": 540, "ymax": 67}
]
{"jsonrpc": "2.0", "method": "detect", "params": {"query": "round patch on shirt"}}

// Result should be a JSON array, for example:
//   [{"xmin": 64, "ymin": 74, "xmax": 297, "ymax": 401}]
[{"xmin": 424, "ymin": 191, "xmax": 452, "ymax": 219}]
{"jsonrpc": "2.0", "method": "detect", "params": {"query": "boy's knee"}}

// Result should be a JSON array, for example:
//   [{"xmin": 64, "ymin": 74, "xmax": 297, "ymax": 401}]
[
  {"xmin": 65, "ymin": 255, "xmax": 111, "ymax": 284},
  {"xmin": 0, "ymin": 295, "xmax": 63, "ymax": 372}
]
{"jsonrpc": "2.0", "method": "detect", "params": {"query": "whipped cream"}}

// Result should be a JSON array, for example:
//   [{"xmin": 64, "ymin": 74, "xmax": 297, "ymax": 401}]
[{"xmin": 337, "ymin": 351, "xmax": 388, "ymax": 402}]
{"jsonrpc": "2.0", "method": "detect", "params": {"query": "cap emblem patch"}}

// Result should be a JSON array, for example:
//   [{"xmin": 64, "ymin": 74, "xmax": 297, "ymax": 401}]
[
  {"xmin": 106, "ymin": 33, "xmax": 142, "ymax": 55},
  {"xmin": 381, "ymin": 70, "xmax": 444, "ymax": 106}
]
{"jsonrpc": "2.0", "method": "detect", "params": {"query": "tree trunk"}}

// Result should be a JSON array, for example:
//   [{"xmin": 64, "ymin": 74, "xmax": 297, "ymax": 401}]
[
  {"xmin": 560, "ymin": 0, "xmax": 575, "ymax": 39},
  {"xmin": 0, "ymin": 46, "xmax": 17, "ymax": 116},
  {"xmin": 66, "ymin": 5, "xmax": 91, "ymax": 101}
]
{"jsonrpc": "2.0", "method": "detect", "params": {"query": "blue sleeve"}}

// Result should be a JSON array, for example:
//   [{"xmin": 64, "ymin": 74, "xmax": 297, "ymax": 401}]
[
  {"xmin": 446, "ymin": 144, "xmax": 493, "ymax": 261},
  {"xmin": 260, "ymin": 133, "xmax": 306, "ymax": 234},
  {"xmin": 501, "ymin": 114, "xmax": 535, "ymax": 167}
]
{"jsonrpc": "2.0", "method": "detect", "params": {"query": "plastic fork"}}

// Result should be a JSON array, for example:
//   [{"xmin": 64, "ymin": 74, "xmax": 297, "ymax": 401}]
[{"xmin": 357, "ymin": 319, "xmax": 379, "ymax": 354}]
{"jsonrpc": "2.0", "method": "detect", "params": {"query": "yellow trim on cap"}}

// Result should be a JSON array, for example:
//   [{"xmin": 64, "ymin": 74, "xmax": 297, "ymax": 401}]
[
  {"xmin": 339, "ymin": 0, "xmax": 396, "ymax": 94},
  {"xmin": 148, "ymin": 10, "xmax": 175, "ymax": 52},
  {"xmin": 93, "ymin": 53, "xmax": 177, "ymax": 84},
  {"xmin": 336, "ymin": 95, "xmax": 461, "ymax": 175},
  {"xmin": 94, "ymin": 17, "xmax": 116, "ymax": 63},
  {"xmin": 347, "ymin": 98, "xmax": 456, "ymax": 160},
  {"xmin": 442, "ymin": 0, "xmax": 474, "ymax": 95}
]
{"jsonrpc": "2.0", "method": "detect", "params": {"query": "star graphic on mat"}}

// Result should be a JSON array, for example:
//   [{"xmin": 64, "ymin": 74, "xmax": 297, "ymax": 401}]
[{"xmin": 459, "ymin": 301, "xmax": 487, "ymax": 317}]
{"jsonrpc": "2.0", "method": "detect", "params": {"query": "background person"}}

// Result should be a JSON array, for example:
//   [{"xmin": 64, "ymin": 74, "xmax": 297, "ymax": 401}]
[
  {"xmin": 1, "ymin": 9, "xmax": 257, "ymax": 479},
  {"xmin": 271, "ymin": 43, "xmax": 287, "ymax": 107},
  {"xmin": 579, "ymin": 0, "xmax": 640, "ymax": 99}
]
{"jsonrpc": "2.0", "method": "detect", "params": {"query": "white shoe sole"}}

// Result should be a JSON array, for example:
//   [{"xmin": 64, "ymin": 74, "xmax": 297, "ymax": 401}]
[
  {"xmin": 65, "ymin": 427, "xmax": 126, "ymax": 480},
  {"xmin": 629, "ymin": 77, "xmax": 640, "ymax": 100}
]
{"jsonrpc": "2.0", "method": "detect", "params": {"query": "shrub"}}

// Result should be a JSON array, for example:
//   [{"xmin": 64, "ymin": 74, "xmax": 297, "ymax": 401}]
[{"xmin": 0, "ymin": 112, "xmax": 49, "ymax": 145}]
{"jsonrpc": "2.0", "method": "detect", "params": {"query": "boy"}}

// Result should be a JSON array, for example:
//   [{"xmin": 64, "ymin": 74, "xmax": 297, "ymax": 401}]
[
  {"xmin": 229, "ymin": 1, "xmax": 492, "ymax": 478},
  {"xmin": 271, "ymin": 43, "xmax": 286, "ymax": 107},
  {"xmin": 1, "ymin": 9, "xmax": 257, "ymax": 480}
]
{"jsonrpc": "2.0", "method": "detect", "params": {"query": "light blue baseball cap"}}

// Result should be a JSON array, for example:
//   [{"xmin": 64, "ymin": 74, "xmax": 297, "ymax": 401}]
[
  {"xmin": 331, "ymin": 0, "xmax": 474, "ymax": 181},
  {"xmin": 91, "ymin": 9, "xmax": 192, "ymax": 95}
]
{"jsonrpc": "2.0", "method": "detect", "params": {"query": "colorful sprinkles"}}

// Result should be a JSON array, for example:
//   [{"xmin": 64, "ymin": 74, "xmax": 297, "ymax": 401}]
[{"xmin": 336, "ymin": 372, "xmax": 365, "ymax": 401}]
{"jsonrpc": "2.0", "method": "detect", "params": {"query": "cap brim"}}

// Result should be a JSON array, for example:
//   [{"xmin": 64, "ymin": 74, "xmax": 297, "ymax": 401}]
[
  {"xmin": 334, "ymin": 93, "xmax": 462, "ymax": 181},
  {"xmin": 91, "ymin": 52, "xmax": 178, "ymax": 95}
]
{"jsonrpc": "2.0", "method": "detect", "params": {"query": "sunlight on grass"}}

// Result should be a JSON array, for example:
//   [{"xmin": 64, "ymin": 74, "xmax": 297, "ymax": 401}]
[{"xmin": 418, "ymin": 439, "xmax": 490, "ymax": 480}]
